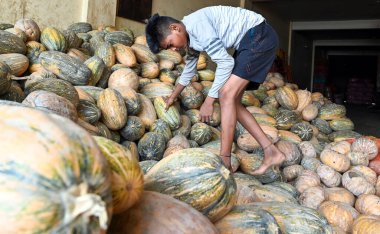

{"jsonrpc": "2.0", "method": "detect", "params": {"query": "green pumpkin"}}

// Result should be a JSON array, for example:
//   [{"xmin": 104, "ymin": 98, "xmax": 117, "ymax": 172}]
[
  {"xmin": 290, "ymin": 122, "xmax": 314, "ymax": 141},
  {"xmin": 150, "ymin": 119, "xmax": 172, "ymax": 143},
  {"xmin": 104, "ymin": 31, "xmax": 133, "ymax": 46},
  {"xmin": 77, "ymin": 99, "xmax": 101, "ymax": 124},
  {"xmin": 329, "ymin": 118, "xmax": 354, "ymax": 131},
  {"xmin": 311, "ymin": 118, "xmax": 332, "ymax": 135},
  {"xmin": 119, "ymin": 116, "xmax": 145, "ymax": 142},
  {"xmin": 40, "ymin": 27, "xmax": 67, "ymax": 52},
  {"xmin": 319, "ymin": 103, "xmax": 346, "ymax": 120},
  {"xmin": 190, "ymin": 123, "xmax": 212, "ymax": 145},
  {"xmin": 138, "ymin": 132, "xmax": 166, "ymax": 161},
  {"xmin": 274, "ymin": 109, "xmax": 301, "ymax": 130}
]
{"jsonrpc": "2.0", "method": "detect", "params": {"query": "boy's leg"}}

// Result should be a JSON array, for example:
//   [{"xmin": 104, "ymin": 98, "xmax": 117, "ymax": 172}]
[{"xmin": 218, "ymin": 74, "xmax": 250, "ymax": 170}]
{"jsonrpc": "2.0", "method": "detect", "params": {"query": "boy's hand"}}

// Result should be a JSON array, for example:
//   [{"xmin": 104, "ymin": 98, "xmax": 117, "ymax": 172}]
[{"xmin": 164, "ymin": 96, "xmax": 175, "ymax": 112}]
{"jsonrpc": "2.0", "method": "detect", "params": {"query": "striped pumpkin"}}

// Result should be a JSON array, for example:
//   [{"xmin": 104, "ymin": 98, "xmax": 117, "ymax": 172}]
[
  {"xmin": 275, "ymin": 86, "xmax": 298, "ymax": 110},
  {"xmin": 154, "ymin": 96, "xmax": 181, "ymax": 130},
  {"xmin": 40, "ymin": 27, "xmax": 67, "ymax": 52},
  {"xmin": 144, "ymin": 148, "xmax": 236, "ymax": 222}
]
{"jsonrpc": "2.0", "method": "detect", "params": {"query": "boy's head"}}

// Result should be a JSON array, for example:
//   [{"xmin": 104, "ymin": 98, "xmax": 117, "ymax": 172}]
[{"xmin": 145, "ymin": 13, "xmax": 188, "ymax": 54}]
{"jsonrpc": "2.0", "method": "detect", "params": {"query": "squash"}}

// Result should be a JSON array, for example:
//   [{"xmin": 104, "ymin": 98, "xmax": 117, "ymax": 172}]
[
  {"xmin": 275, "ymin": 109, "xmax": 301, "ymax": 130},
  {"xmin": 121, "ymin": 140, "xmax": 139, "ymax": 160},
  {"xmin": 167, "ymin": 134, "xmax": 191, "ymax": 149},
  {"xmin": 326, "ymin": 140, "xmax": 351, "ymax": 154},
  {"xmin": 39, "ymin": 51, "xmax": 92, "ymax": 85},
  {"xmin": 95, "ymin": 41, "xmax": 115, "ymax": 68},
  {"xmin": 251, "ymin": 184, "xmax": 298, "ymax": 204},
  {"xmin": 5, "ymin": 28, "xmax": 27, "ymax": 43},
  {"xmin": 97, "ymin": 88, "xmax": 128, "ymax": 130},
  {"xmin": 319, "ymin": 103, "xmax": 346, "ymax": 120},
  {"xmin": 348, "ymin": 151, "xmax": 369, "ymax": 166},
  {"xmin": 328, "ymin": 130, "xmax": 361, "ymax": 142},
  {"xmin": 0, "ymin": 30, "xmax": 27, "ymax": 54},
  {"xmin": 138, "ymin": 132, "xmax": 166, "ymax": 161},
  {"xmin": 154, "ymin": 96, "xmax": 181, "ymax": 130},
  {"xmin": 0, "ymin": 81, "xmax": 26, "ymax": 102},
  {"xmin": 150, "ymin": 119, "xmax": 172, "ymax": 143},
  {"xmin": 105, "ymin": 31, "xmax": 133, "ymax": 46},
  {"xmin": 23, "ymin": 90, "xmax": 78, "ymax": 122},
  {"xmin": 63, "ymin": 29, "xmax": 83, "ymax": 49},
  {"xmin": 352, "ymin": 215, "xmax": 380, "ymax": 234},
  {"xmin": 352, "ymin": 137, "xmax": 378, "ymax": 160},
  {"xmin": 318, "ymin": 201, "xmax": 359, "ymax": 233},
  {"xmin": 14, "ymin": 18, "xmax": 41, "ymax": 41},
  {"xmin": 159, "ymin": 59, "xmax": 175, "ymax": 70},
  {"xmin": 299, "ymin": 186, "xmax": 326, "ymax": 209},
  {"xmin": 198, "ymin": 69, "xmax": 215, "ymax": 81},
  {"xmin": 317, "ymin": 164, "xmax": 342, "ymax": 188},
  {"xmin": 214, "ymin": 206, "xmax": 281, "ymax": 234},
  {"xmin": 0, "ymin": 61, "xmax": 12, "ymax": 95},
  {"xmin": 84, "ymin": 56, "xmax": 106, "ymax": 86},
  {"xmin": 290, "ymin": 122, "xmax": 313, "ymax": 141},
  {"xmin": 324, "ymin": 187, "xmax": 355, "ymax": 206},
  {"xmin": 295, "ymin": 89, "xmax": 312, "ymax": 112},
  {"xmin": 139, "ymin": 160, "xmax": 158, "ymax": 174},
  {"xmin": 342, "ymin": 170, "xmax": 375, "ymax": 196},
  {"xmin": 157, "ymin": 49, "xmax": 182, "ymax": 64},
  {"xmin": 196, "ymin": 53, "xmax": 208, "ymax": 70},
  {"xmin": 141, "ymin": 62, "xmax": 160, "ymax": 79},
  {"xmin": 302, "ymin": 103, "xmax": 319, "ymax": 121},
  {"xmin": 67, "ymin": 48, "xmax": 89, "ymax": 62},
  {"xmin": 241, "ymin": 91, "xmax": 261, "ymax": 107},
  {"xmin": 283, "ymin": 164, "xmax": 304, "ymax": 181},
  {"xmin": 109, "ymin": 191, "xmax": 218, "ymax": 234},
  {"xmin": 173, "ymin": 115, "xmax": 192, "ymax": 137},
  {"xmin": 140, "ymin": 82, "xmax": 174, "ymax": 99},
  {"xmin": 159, "ymin": 68, "xmax": 176, "ymax": 84},
  {"xmin": 250, "ymin": 202, "xmax": 333, "ymax": 233},
  {"xmin": 0, "ymin": 53, "xmax": 29, "ymax": 76},
  {"xmin": 119, "ymin": 116, "xmax": 145, "ymax": 141},
  {"xmin": 355, "ymin": 194, "xmax": 380, "ymax": 216},
  {"xmin": 113, "ymin": 43, "xmax": 137, "ymax": 67},
  {"xmin": 320, "ymin": 148, "xmax": 350, "ymax": 173},
  {"xmin": 74, "ymin": 86, "xmax": 103, "ymax": 101},
  {"xmin": 68, "ymin": 22, "xmax": 93, "ymax": 33},
  {"xmin": 144, "ymin": 148, "xmax": 236, "ymax": 222},
  {"xmin": 136, "ymin": 94, "xmax": 157, "ymax": 130},
  {"xmin": 93, "ymin": 136, "xmax": 143, "ymax": 214},
  {"xmin": 131, "ymin": 43, "xmax": 158, "ymax": 63},
  {"xmin": 94, "ymin": 122, "xmax": 113, "ymax": 140},
  {"xmin": 40, "ymin": 27, "xmax": 67, "ymax": 52},
  {"xmin": 278, "ymin": 130, "xmax": 302, "ymax": 144},
  {"xmin": 276, "ymin": 140, "xmax": 302, "ymax": 167},
  {"xmin": 180, "ymin": 84, "xmax": 204, "ymax": 109},
  {"xmin": 312, "ymin": 118, "xmax": 332, "ymax": 134},
  {"xmin": 298, "ymin": 141, "xmax": 317, "ymax": 158},
  {"xmin": 295, "ymin": 170, "xmax": 321, "ymax": 193},
  {"xmin": 253, "ymin": 88, "xmax": 268, "ymax": 102},
  {"xmin": 190, "ymin": 123, "xmax": 212, "ymax": 145},
  {"xmin": 330, "ymin": 118, "xmax": 354, "ymax": 131},
  {"xmin": 351, "ymin": 165, "xmax": 377, "ymax": 185},
  {"xmin": 108, "ymin": 68, "xmax": 139, "ymax": 91},
  {"xmin": 26, "ymin": 41, "xmax": 46, "ymax": 64},
  {"xmin": 301, "ymin": 157, "xmax": 322, "ymax": 172},
  {"xmin": 275, "ymin": 86, "xmax": 298, "ymax": 110},
  {"xmin": 0, "ymin": 104, "xmax": 112, "ymax": 233}
]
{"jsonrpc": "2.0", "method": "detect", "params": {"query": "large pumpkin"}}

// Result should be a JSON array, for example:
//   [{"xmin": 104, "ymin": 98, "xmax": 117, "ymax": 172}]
[
  {"xmin": 275, "ymin": 86, "xmax": 298, "ymax": 110},
  {"xmin": 352, "ymin": 215, "xmax": 380, "ymax": 234},
  {"xmin": 144, "ymin": 148, "xmax": 236, "ymax": 222},
  {"xmin": 0, "ymin": 104, "xmax": 112, "ymax": 233},
  {"xmin": 93, "ymin": 136, "xmax": 144, "ymax": 214}
]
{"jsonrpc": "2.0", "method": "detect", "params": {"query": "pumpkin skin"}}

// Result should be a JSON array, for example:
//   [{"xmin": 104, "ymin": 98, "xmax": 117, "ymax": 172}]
[
  {"xmin": 352, "ymin": 137, "xmax": 379, "ymax": 160},
  {"xmin": 299, "ymin": 186, "xmax": 326, "ymax": 209},
  {"xmin": 173, "ymin": 115, "xmax": 192, "ymax": 137},
  {"xmin": 144, "ymin": 148, "xmax": 236, "ymax": 222},
  {"xmin": 138, "ymin": 132, "xmax": 166, "ymax": 161},
  {"xmin": 141, "ymin": 82, "xmax": 174, "ymax": 99},
  {"xmin": 77, "ymin": 99, "xmax": 101, "ymax": 124},
  {"xmin": 302, "ymin": 103, "xmax": 319, "ymax": 121},
  {"xmin": 131, "ymin": 43, "xmax": 158, "ymax": 63},
  {"xmin": 290, "ymin": 122, "xmax": 313, "ymax": 141},
  {"xmin": 0, "ymin": 53, "xmax": 29, "ymax": 77},
  {"xmin": 39, "ymin": 51, "xmax": 92, "ymax": 85},
  {"xmin": 154, "ymin": 96, "xmax": 181, "ymax": 130},
  {"xmin": 317, "ymin": 164, "xmax": 342, "ymax": 188},
  {"xmin": 318, "ymin": 201, "xmax": 359, "ymax": 233},
  {"xmin": 352, "ymin": 215, "xmax": 380, "ymax": 234},
  {"xmin": 283, "ymin": 164, "xmax": 304, "ymax": 181},
  {"xmin": 250, "ymin": 202, "xmax": 333, "ymax": 233},
  {"xmin": 295, "ymin": 89, "xmax": 312, "ymax": 112},
  {"xmin": 319, "ymin": 103, "xmax": 346, "ymax": 120},
  {"xmin": 95, "ymin": 41, "xmax": 116, "ymax": 68},
  {"xmin": 214, "ymin": 206, "xmax": 281, "ymax": 234},
  {"xmin": 0, "ymin": 105, "xmax": 112, "ymax": 233},
  {"xmin": 275, "ymin": 86, "xmax": 298, "ymax": 110},
  {"xmin": 84, "ymin": 55, "xmax": 106, "ymax": 86},
  {"xmin": 40, "ymin": 27, "xmax": 67, "ymax": 52},
  {"xmin": 324, "ymin": 187, "xmax": 355, "ymax": 206},
  {"xmin": 119, "ymin": 116, "xmax": 145, "ymax": 141},
  {"xmin": 190, "ymin": 123, "xmax": 212, "ymax": 145},
  {"xmin": 94, "ymin": 136, "xmax": 144, "ymax": 214},
  {"xmin": 139, "ymin": 160, "xmax": 158, "ymax": 174},
  {"xmin": 14, "ymin": 18, "xmax": 41, "ymax": 41},
  {"xmin": 295, "ymin": 170, "xmax": 321, "ymax": 193},
  {"xmin": 105, "ymin": 31, "xmax": 133, "ymax": 46},
  {"xmin": 113, "ymin": 43, "xmax": 137, "ymax": 67},
  {"xmin": 26, "ymin": 41, "xmax": 46, "ymax": 64},
  {"xmin": 275, "ymin": 109, "xmax": 301, "ymax": 130},
  {"xmin": 109, "ymin": 191, "xmax": 218, "ymax": 234},
  {"xmin": 276, "ymin": 140, "xmax": 302, "ymax": 167},
  {"xmin": 180, "ymin": 84, "xmax": 204, "ymax": 109},
  {"xmin": 137, "ymin": 94, "xmax": 157, "ymax": 130},
  {"xmin": 355, "ymin": 194, "xmax": 380, "ymax": 216},
  {"xmin": 320, "ymin": 148, "xmax": 351, "ymax": 173},
  {"xmin": 342, "ymin": 170, "xmax": 375, "ymax": 196},
  {"xmin": 68, "ymin": 22, "xmax": 93, "ymax": 34},
  {"xmin": 0, "ymin": 30, "xmax": 27, "ymax": 54},
  {"xmin": 157, "ymin": 49, "xmax": 183, "ymax": 64},
  {"xmin": 97, "ymin": 88, "xmax": 128, "ymax": 130},
  {"xmin": 330, "ymin": 118, "xmax": 354, "ymax": 131}
]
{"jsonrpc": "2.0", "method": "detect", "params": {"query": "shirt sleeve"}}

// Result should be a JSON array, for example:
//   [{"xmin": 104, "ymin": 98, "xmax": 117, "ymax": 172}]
[
  {"xmin": 177, "ymin": 52, "xmax": 199, "ymax": 87},
  {"xmin": 192, "ymin": 23, "xmax": 235, "ymax": 98}
]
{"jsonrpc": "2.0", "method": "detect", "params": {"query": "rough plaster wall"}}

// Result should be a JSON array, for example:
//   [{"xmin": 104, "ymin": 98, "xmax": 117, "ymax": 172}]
[
  {"xmin": 87, "ymin": 0, "xmax": 117, "ymax": 28},
  {"xmin": 0, "ymin": 0, "xmax": 84, "ymax": 30}
]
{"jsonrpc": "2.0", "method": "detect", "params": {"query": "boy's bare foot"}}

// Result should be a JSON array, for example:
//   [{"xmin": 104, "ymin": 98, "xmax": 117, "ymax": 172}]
[
  {"xmin": 220, "ymin": 155, "xmax": 232, "ymax": 172},
  {"xmin": 251, "ymin": 143, "xmax": 285, "ymax": 175}
]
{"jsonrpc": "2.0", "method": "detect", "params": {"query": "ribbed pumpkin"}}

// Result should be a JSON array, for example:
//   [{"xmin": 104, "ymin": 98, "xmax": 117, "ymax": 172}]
[
  {"xmin": 94, "ymin": 121, "xmax": 113, "ymax": 140},
  {"xmin": 93, "ymin": 136, "xmax": 143, "ymax": 214},
  {"xmin": 157, "ymin": 49, "xmax": 183, "ymax": 64},
  {"xmin": 283, "ymin": 164, "xmax": 304, "ymax": 181},
  {"xmin": 295, "ymin": 170, "xmax": 321, "ymax": 193},
  {"xmin": 312, "ymin": 118, "xmax": 332, "ymax": 134},
  {"xmin": 0, "ymin": 81, "xmax": 26, "ymax": 102},
  {"xmin": 97, "ymin": 88, "xmax": 128, "ymax": 130},
  {"xmin": 22, "ymin": 90, "xmax": 78, "ymax": 122},
  {"xmin": 319, "ymin": 103, "xmax": 346, "ymax": 120},
  {"xmin": 26, "ymin": 41, "xmax": 46, "ymax": 64},
  {"xmin": 352, "ymin": 215, "xmax": 380, "ymax": 234},
  {"xmin": 39, "ymin": 51, "xmax": 92, "ymax": 85},
  {"xmin": 351, "ymin": 137, "xmax": 379, "ymax": 160},
  {"xmin": 109, "ymin": 191, "xmax": 219, "ymax": 234},
  {"xmin": 154, "ymin": 96, "xmax": 181, "ymax": 130},
  {"xmin": 290, "ymin": 122, "xmax": 313, "ymax": 141},
  {"xmin": 317, "ymin": 164, "xmax": 342, "ymax": 188},
  {"xmin": 302, "ymin": 103, "xmax": 319, "ymax": 121},
  {"xmin": 301, "ymin": 157, "xmax": 322, "ymax": 172},
  {"xmin": 131, "ymin": 43, "xmax": 158, "ymax": 63},
  {"xmin": 328, "ymin": 130, "xmax": 361, "ymax": 142},
  {"xmin": 342, "ymin": 170, "xmax": 375, "ymax": 196},
  {"xmin": 173, "ymin": 115, "xmax": 192, "ymax": 137},
  {"xmin": 95, "ymin": 41, "xmax": 115, "ymax": 68},
  {"xmin": 40, "ymin": 27, "xmax": 67, "ymax": 52},
  {"xmin": 0, "ymin": 53, "xmax": 29, "ymax": 76},
  {"xmin": 150, "ymin": 119, "xmax": 172, "ymax": 143},
  {"xmin": 276, "ymin": 140, "xmax": 302, "ymax": 167},
  {"xmin": 214, "ymin": 206, "xmax": 281, "ymax": 234},
  {"xmin": 298, "ymin": 141, "xmax": 317, "ymax": 158},
  {"xmin": 159, "ymin": 59, "xmax": 175, "ymax": 70},
  {"xmin": 0, "ymin": 104, "xmax": 112, "ymax": 233},
  {"xmin": 295, "ymin": 89, "xmax": 312, "ymax": 112},
  {"xmin": 0, "ymin": 30, "xmax": 27, "ymax": 54},
  {"xmin": 275, "ymin": 86, "xmax": 298, "ymax": 110},
  {"xmin": 274, "ymin": 109, "xmax": 301, "ymax": 130},
  {"xmin": 14, "ymin": 18, "xmax": 41, "ymax": 41},
  {"xmin": 190, "ymin": 123, "xmax": 212, "ymax": 145},
  {"xmin": 318, "ymin": 201, "xmax": 359, "ymax": 233},
  {"xmin": 198, "ymin": 69, "xmax": 215, "ymax": 81},
  {"xmin": 329, "ymin": 118, "xmax": 354, "ymax": 131},
  {"xmin": 141, "ymin": 82, "xmax": 174, "ymax": 99},
  {"xmin": 298, "ymin": 186, "xmax": 326, "ymax": 209},
  {"xmin": 180, "ymin": 84, "xmax": 204, "ymax": 109},
  {"xmin": 324, "ymin": 187, "xmax": 355, "ymax": 206},
  {"xmin": 250, "ymin": 202, "xmax": 333, "ymax": 233},
  {"xmin": 320, "ymin": 148, "xmax": 350, "ymax": 173},
  {"xmin": 138, "ymin": 132, "xmax": 166, "ymax": 161},
  {"xmin": 119, "ymin": 116, "xmax": 145, "ymax": 141},
  {"xmin": 0, "ymin": 61, "xmax": 12, "ymax": 95},
  {"xmin": 84, "ymin": 56, "xmax": 106, "ymax": 86},
  {"xmin": 144, "ymin": 148, "xmax": 236, "ymax": 222},
  {"xmin": 355, "ymin": 194, "xmax": 380, "ymax": 216},
  {"xmin": 137, "ymin": 94, "xmax": 157, "ymax": 129},
  {"xmin": 241, "ymin": 91, "xmax": 261, "ymax": 107}
]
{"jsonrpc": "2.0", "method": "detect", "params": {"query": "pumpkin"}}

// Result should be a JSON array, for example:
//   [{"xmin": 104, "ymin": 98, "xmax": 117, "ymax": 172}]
[
  {"xmin": 318, "ymin": 201, "xmax": 359, "ymax": 233},
  {"xmin": 352, "ymin": 137, "xmax": 379, "ymax": 160},
  {"xmin": 330, "ymin": 118, "xmax": 354, "ymax": 131},
  {"xmin": 352, "ymin": 215, "xmax": 380, "ymax": 234},
  {"xmin": 190, "ymin": 123, "xmax": 212, "ymax": 145},
  {"xmin": 299, "ymin": 186, "xmax": 326, "ymax": 209},
  {"xmin": 317, "ymin": 164, "xmax": 342, "ymax": 188},
  {"xmin": 312, "ymin": 118, "xmax": 332, "ymax": 134},
  {"xmin": 320, "ymin": 148, "xmax": 351, "ymax": 173},
  {"xmin": 149, "ymin": 119, "xmax": 172, "ymax": 143},
  {"xmin": 295, "ymin": 89, "xmax": 312, "ymax": 112},
  {"xmin": 251, "ymin": 184, "xmax": 298, "ymax": 204},
  {"xmin": 0, "ymin": 30, "xmax": 27, "ymax": 54},
  {"xmin": 342, "ymin": 170, "xmax": 375, "ymax": 196},
  {"xmin": 250, "ymin": 202, "xmax": 333, "ymax": 233},
  {"xmin": 136, "ymin": 94, "xmax": 157, "ymax": 129},
  {"xmin": 0, "ymin": 61, "xmax": 12, "ymax": 95},
  {"xmin": 295, "ymin": 170, "xmax": 321, "ymax": 193},
  {"xmin": 324, "ymin": 187, "xmax": 355, "ymax": 206},
  {"xmin": 167, "ymin": 134, "xmax": 191, "ymax": 149},
  {"xmin": 14, "ymin": 18, "xmax": 41, "ymax": 41},
  {"xmin": 290, "ymin": 122, "xmax": 313, "ymax": 141},
  {"xmin": 144, "ymin": 148, "xmax": 236, "ymax": 222},
  {"xmin": 0, "ymin": 104, "xmax": 112, "ymax": 233},
  {"xmin": 119, "ymin": 116, "xmax": 145, "ymax": 141},
  {"xmin": 299, "ymin": 141, "xmax": 317, "ymax": 158},
  {"xmin": 95, "ymin": 42, "xmax": 115, "ymax": 68},
  {"xmin": 75, "ymin": 85, "xmax": 103, "ymax": 101},
  {"xmin": 0, "ymin": 53, "xmax": 29, "ymax": 76},
  {"xmin": 134, "ymin": 35, "xmax": 147, "ymax": 46},
  {"xmin": 283, "ymin": 164, "xmax": 304, "ymax": 181},
  {"xmin": 40, "ymin": 27, "xmax": 67, "ymax": 52},
  {"xmin": 63, "ymin": 29, "xmax": 83, "ymax": 49},
  {"xmin": 97, "ymin": 88, "xmax": 128, "ymax": 130},
  {"xmin": 138, "ymin": 132, "xmax": 166, "ymax": 161},
  {"xmin": 105, "ymin": 31, "xmax": 133, "ymax": 46},
  {"xmin": 180, "ymin": 84, "xmax": 204, "ymax": 109},
  {"xmin": 26, "ymin": 41, "xmax": 46, "ymax": 64},
  {"xmin": 108, "ymin": 68, "xmax": 139, "ymax": 91},
  {"xmin": 196, "ymin": 53, "xmax": 208, "ymax": 70},
  {"xmin": 159, "ymin": 68, "xmax": 176, "ymax": 84},
  {"xmin": 0, "ymin": 81, "xmax": 26, "ymax": 102},
  {"xmin": 109, "ymin": 191, "xmax": 218, "ymax": 234},
  {"xmin": 355, "ymin": 194, "xmax": 380, "ymax": 216},
  {"xmin": 326, "ymin": 140, "xmax": 351, "ymax": 154},
  {"xmin": 214, "ymin": 206, "xmax": 281, "ymax": 234},
  {"xmin": 275, "ymin": 109, "xmax": 301, "ymax": 130},
  {"xmin": 131, "ymin": 43, "xmax": 158, "ymax": 63},
  {"xmin": 39, "ymin": 51, "xmax": 92, "ymax": 85},
  {"xmin": 278, "ymin": 130, "xmax": 302, "ymax": 144},
  {"xmin": 319, "ymin": 103, "xmax": 346, "ymax": 120},
  {"xmin": 276, "ymin": 140, "xmax": 302, "ymax": 167},
  {"xmin": 157, "ymin": 49, "xmax": 183, "ymax": 64},
  {"xmin": 348, "ymin": 151, "xmax": 369, "ymax": 166},
  {"xmin": 67, "ymin": 48, "xmax": 89, "ymax": 62},
  {"xmin": 173, "ymin": 115, "xmax": 192, "ymax": 137},
  {"xmin": 275, "ymin": 86, "xmax": 298, "ymax": 110},
  {"xmin": 159, "ymin": 59, "xmax": 175, "ymax": 70},
  {"xmin": 301, "ymin": 157, "xmax": 322, "ymax": 172},
  {"xmin": 141, "ymin": 62, "xmax": 160, "ymax": 79},
  {"xmin": 302, "ymin": 103, "xmax": 319, "ymax": 121},
  {"xmin": 198, "ymin": 69, "xmax": 215, "ymax": 81},
  {"xmin": 139, "ymin": 160, "xmax": 158, "ymax": 174},
  {"xmin": 94, "ymin": 122, "xmax": 113, "ymax": 140},
  {"xmin": 329, "ymin": 130, "xmax": 361, "ymax": 142},
  {"xmin": 93, "ymin": 136, "xmax": 143, "ymax": 214},
  {"xmin": 84, "ymin": 56, "xmax": 106, "ymax": 86},
  {"xmin": 253, "ymin": 88, "xmax": 268, "ymax": 102},
  {"xmin": 68, "ymin": 22, "xmax": 92, "ymax": 33},
  {"xmin": 76, "ymin": 99, "xmax": 100, "ymax": 123},
  {"xmin": 241, "ymin": 91, "xmax": 261, "ymax": 107},
  {"xmin": 140, "ymin": 82, "xmax": 174, "ymax": 99},
  {"xmin": 23, "ymin": 90, "xmax": 78, "ymax": 122}
]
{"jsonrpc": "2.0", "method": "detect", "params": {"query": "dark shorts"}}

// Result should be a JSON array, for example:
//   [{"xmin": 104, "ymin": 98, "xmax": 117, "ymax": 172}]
[{"xmin": 232, "ymin": 21, "xmax": 279, "ymax": 84}]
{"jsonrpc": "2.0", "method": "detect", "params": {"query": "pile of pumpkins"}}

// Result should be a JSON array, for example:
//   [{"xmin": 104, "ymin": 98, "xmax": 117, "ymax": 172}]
[{"xmin": 1, "ymin": 18, "xmax": 380, "ymax": 233}]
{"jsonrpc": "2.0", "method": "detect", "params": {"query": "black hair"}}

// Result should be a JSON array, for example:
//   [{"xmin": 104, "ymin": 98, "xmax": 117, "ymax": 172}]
[{"xmin": 145, "ymin": 13, "xmax": 180, "ymax": 53}]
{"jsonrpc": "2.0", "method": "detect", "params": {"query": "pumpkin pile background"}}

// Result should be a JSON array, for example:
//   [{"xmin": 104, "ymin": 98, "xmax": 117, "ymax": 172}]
[{"xmin": 1, "ymin": 19, "xmax": 380, "ymax": 233}]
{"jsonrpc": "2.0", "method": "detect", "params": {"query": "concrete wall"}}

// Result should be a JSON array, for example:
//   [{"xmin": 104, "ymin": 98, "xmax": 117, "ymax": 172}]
[{"xmin": 0, "ymin": 0, "xmax": 116, "ymax": 30}]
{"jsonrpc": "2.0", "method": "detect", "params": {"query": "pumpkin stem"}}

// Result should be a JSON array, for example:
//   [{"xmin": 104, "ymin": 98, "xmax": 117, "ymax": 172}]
[{"xmin": 11, "ymin": 75, "xmax": 30, "ymax": 81}]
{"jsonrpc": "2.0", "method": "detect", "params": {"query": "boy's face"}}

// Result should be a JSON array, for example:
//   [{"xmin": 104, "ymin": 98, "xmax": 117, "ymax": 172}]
[{"xmin": 160, "ymin": 23, "xmax": 188, "ymax": 51}]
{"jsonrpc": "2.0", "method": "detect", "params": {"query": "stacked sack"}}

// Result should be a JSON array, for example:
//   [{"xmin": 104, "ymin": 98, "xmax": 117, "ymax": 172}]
[{"xmin": 1, "ymin": 19, "xmax": 380, "ymax": 233}]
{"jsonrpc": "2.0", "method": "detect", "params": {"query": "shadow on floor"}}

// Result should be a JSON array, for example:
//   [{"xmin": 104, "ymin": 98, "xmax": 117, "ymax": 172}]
[{"xmin": 345, "ymin": 103, "xmax": 380, "ymax": 138}]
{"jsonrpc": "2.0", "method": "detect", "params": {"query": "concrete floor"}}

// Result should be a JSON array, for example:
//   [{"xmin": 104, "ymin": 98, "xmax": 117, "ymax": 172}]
[{"xmin": 345, "ymin": 103, "xmax": 380, "ymax": 137}]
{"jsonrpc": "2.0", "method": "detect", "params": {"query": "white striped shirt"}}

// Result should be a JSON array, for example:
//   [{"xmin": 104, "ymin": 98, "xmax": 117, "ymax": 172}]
[{"xmin": 179, "ymin": 6, "xmax": 265, "ymax": 98}]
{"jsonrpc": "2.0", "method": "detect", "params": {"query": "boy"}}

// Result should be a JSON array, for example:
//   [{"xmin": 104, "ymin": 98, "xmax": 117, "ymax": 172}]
[{"xmin": 145, "ymin": 5, "xmax": 284, "ymax": 174}]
